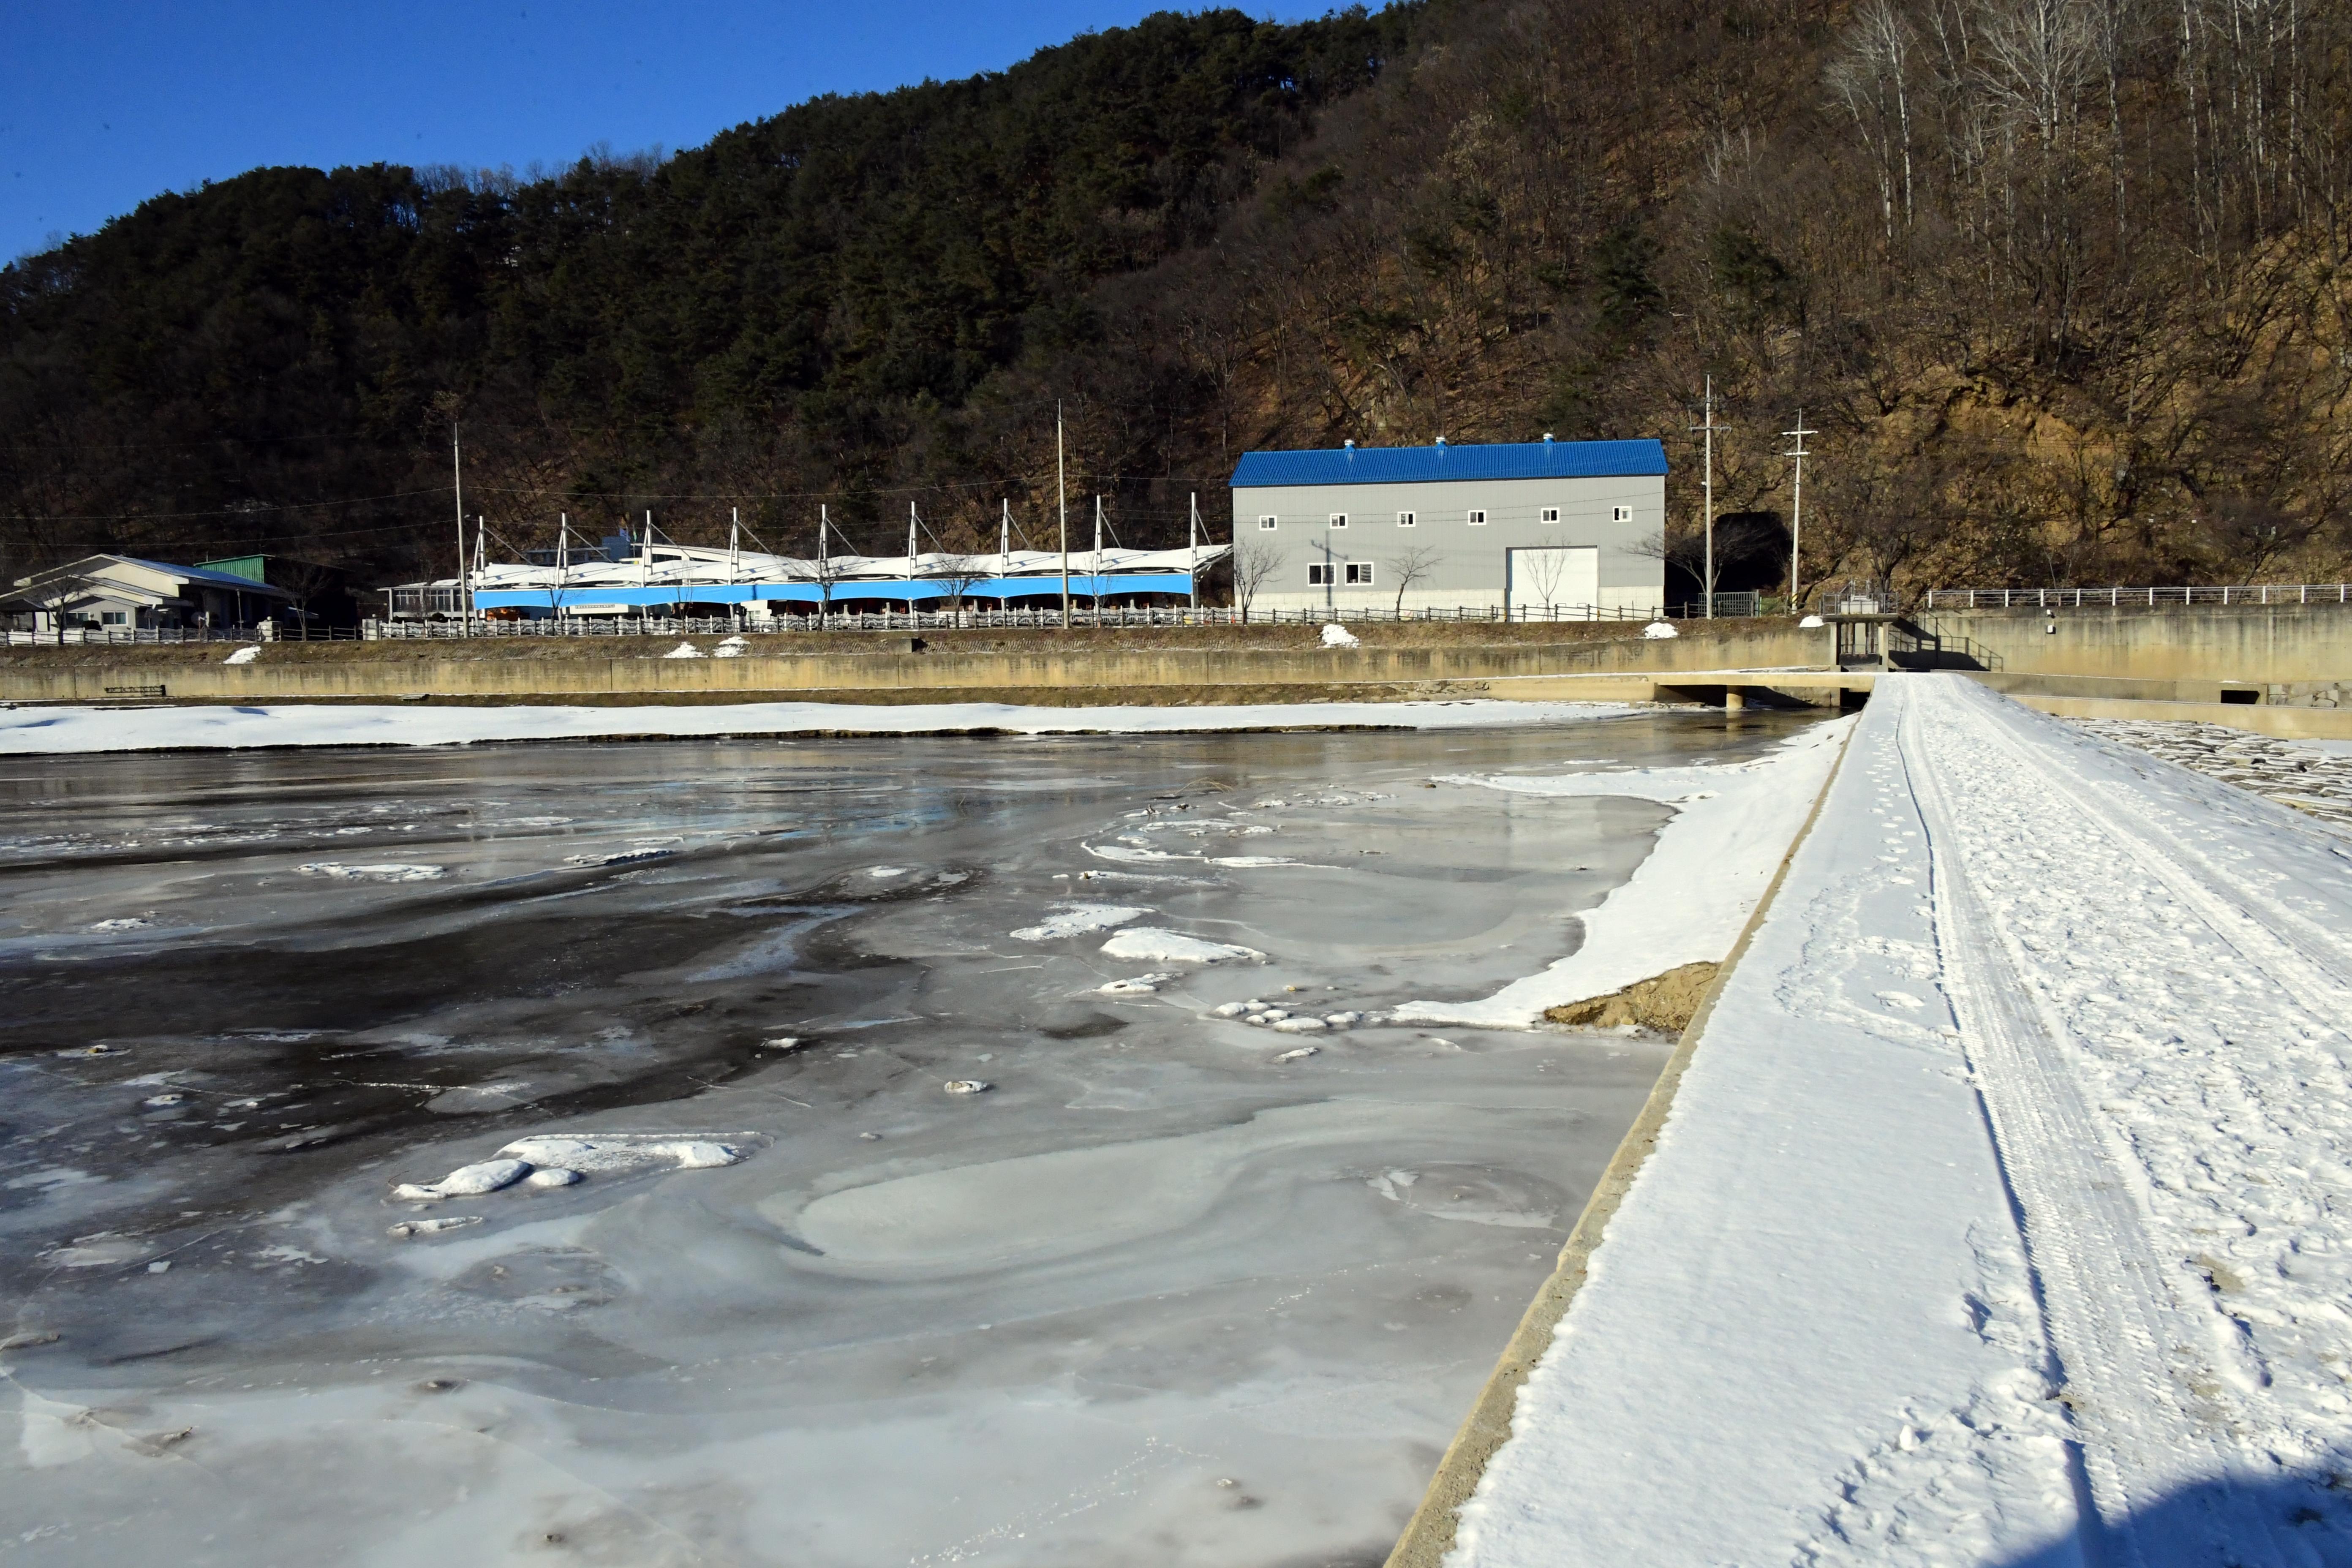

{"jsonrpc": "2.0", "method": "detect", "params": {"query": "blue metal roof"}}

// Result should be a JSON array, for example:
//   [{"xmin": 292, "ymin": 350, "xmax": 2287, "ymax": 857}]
[{"xmin": 1230, "ymin": 438, "xmax": 1668, "ymax": 488}]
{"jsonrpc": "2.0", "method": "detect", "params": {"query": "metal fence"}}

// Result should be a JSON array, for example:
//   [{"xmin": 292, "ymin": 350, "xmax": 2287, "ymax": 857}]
[
  {"xmin": 365, "ymin": 600, "xmax": 1706, "ymax": 638},
  {"xmin": 1925, "ymin": 584, "xmax": 2352, "ymax": 610},
  {"xmin": 2, "ymin": 625, "xmax": 363, "ymax": 647}
]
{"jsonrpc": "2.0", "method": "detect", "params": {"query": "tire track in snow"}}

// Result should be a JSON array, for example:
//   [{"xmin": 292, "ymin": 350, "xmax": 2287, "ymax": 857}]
[{"xmin": 1895, "ymin": 677, "xmax": 2294, "ymax": 1565}]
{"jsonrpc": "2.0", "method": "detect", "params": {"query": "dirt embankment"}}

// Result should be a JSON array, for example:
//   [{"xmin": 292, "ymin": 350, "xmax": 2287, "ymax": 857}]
[{"xmin": 1544, "ymin": 963, "xmax": 1723, "ymax": 1034}]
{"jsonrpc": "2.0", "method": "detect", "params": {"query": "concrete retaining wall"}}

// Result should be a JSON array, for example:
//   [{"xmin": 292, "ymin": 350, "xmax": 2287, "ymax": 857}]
[
  {"xmin": 0, "ymin": 624, "xmax": 1829, "ymax": 705},
  {"xmin": 1922, "ymin": 604, "xmax": 2352, "ymax": 687}
]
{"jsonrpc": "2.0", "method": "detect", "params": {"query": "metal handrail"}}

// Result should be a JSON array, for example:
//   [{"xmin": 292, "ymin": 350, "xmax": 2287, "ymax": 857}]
[{"xmin": 1925, "ymin": 584, "xmax": 2352, "ymax": 610}]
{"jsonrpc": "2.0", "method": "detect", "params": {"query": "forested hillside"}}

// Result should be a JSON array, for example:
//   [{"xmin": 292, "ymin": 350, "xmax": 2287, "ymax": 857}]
[{"xmin": 4, "ymin": 0, "xmax": 2347, "ymax": 596}]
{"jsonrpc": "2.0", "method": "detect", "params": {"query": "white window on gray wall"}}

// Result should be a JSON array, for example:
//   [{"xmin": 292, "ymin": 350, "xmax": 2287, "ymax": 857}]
[
  {"xmin": 1329, "ymin": 512, "xmax": 1348, "ymax": 529},
  {"xmin": 1467, "ymin": 509, "xmax": 1488, "ymax": 526},
  {"xmin": 1541, "ymin": 507, "xmax": 1560, "ymax": 524},
  {"xmin": 1345, "ymin": 562, "xmax": 1375, "ymax": 585},
  {"xmin": 1613, "ymin": 505, "xmax": 1633, "ymax": 523},
  {"xmin": 1397, "ymin": 510, "xmax": 1416, "ymax": 527},
  {"xmin": 1259, "ymin": 514, "xmax": 1278, "ymax": 530},
  {"xmin": 1307, "ymin": 563, "xmax": 1334, "ymax": 585}
]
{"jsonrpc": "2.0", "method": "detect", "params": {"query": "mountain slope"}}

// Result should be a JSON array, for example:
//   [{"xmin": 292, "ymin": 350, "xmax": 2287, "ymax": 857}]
[{"xmin": 5, "ymin": 0, "xmax": 2347, "ymax": 596}]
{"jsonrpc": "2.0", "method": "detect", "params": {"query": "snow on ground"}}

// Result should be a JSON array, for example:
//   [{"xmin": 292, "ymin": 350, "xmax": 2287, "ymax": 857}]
[
  {"xmin": 1398, "ymin": 719, "xmax": 1850, "ymax": 1028},
  {"xmin": 0, "ymin": 697, "xmax": 1644, "ymax": 754},
  {"xmin": 1448, "ymin": 673, "xmax": 2352, "ymax": 1568}
]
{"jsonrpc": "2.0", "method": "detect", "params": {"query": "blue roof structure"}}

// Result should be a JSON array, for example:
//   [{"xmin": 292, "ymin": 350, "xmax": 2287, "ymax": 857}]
[{"xmin": 1230, "ymin": 438, "xmax": 1668, "ymax": 488}]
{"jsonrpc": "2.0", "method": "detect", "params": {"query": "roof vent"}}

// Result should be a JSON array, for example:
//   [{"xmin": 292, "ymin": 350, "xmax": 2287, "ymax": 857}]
[{"xmin": 1435, "ymin": 436, "xmax": 1447, "ymax": 446}]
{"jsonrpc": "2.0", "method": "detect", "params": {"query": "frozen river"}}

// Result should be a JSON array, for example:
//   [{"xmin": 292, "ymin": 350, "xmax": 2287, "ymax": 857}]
[{"xmin": 0, "ymin": 713, "xmax": 1801, "ymax": 1566}]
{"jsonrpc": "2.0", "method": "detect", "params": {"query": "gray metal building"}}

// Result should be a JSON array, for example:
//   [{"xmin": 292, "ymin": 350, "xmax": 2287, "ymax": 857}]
[{"xmin": 1228, "ymin": 437, "xmax": 1668, "ymax": 617}]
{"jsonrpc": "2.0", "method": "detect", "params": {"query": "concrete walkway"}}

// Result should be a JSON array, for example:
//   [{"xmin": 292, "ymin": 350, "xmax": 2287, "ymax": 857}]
[{"xmin": 1427, "ymin": 674, "xmax": 2352, "ymax": 1568}]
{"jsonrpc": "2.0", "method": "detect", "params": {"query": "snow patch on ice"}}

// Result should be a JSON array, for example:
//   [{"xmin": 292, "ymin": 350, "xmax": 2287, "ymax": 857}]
[
  {"xmin": 388, "ymin": 1216, "xmax": 482, "ymax": 1239},
  {"xmin": 391, "ymin": 1158, "xmax": 532, "ymax": 1202},
  {"xmin": 41, "ymin": 1236, "xmax": 151, "ymax": 1268},
  {"xmin": 87, "ymin": 917, "xmax": 150, "ymax": 931},
  {"xmin": 1084, "ymin": 843, "xmax": 1198, "ymax": 864},
  {"xmin": 0, "ymin": 696, "xmax": 1643, "ymax": 754},
  {"xmin": 495, "ymin": 1132, "xmax": 743, "ymax": 1175},
  {"xmin": 297, "ymin": 862, "xmax": 446, "ymax": 882},
  {"xmin": 1011, "ymin": 903, "xmax": 1149, "ymax": 941},
  {"xmin": 1097, "ymin": 973, "xmax": 1175, "ymax": 995},
  {"xmin": 1099, "ymin": 928, "xmax": 1265, "ymax": 965}
]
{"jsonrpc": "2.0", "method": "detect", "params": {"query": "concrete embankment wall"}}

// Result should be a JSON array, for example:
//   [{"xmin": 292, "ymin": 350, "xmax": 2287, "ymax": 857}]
[
  {"xmin": 15, "ymin": 604, "xmax": 2352, "ymax": 715},
  {"xmin": 0, "ymin": 624, "xmax": 1827, "ymax": 705},
  {"xmin": 1923, "ymin": 604, "xmax": 2352, "ymax": 691}
]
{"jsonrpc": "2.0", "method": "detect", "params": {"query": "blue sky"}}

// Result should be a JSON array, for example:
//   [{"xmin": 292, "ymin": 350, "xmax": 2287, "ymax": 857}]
[{"xmin": 0, "ymin": 0, "xmax": 1255, "ymax": 263}]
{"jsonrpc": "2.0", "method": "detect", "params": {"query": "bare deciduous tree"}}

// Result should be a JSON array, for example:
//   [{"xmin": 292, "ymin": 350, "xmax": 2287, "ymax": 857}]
[
  {"xmin": 1233, "ymin": 539, "xmax": 1288, "ymax": 620},
  {"xmin": 1386, "ymin": 542, "xmax": 1444, "ymax": 615}
]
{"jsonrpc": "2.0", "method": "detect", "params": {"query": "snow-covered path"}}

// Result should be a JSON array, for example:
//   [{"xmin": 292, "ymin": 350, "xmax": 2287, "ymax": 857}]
[{"xmin": 1448, "ymin": 675, "xmax": 2352, "ymax": 1568}]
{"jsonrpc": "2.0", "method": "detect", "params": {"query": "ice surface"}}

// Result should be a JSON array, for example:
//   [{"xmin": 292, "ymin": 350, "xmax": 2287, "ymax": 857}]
[
  {"xmin": 0, "ymin": 712, "xmax": 1806, "ymax": 1567},
  {"xmin": 1398, "ymin": 719, "xmax": 1848, "ymax": 1026}
]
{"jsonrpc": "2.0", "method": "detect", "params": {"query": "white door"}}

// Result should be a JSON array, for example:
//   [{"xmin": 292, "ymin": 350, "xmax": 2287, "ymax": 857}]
[{"xmin": 1507, "ymin": 547, "xmax": 1599, "ymax": 618}]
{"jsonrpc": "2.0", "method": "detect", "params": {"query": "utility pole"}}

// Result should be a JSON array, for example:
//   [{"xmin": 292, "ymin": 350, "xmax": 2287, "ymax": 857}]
[
  {"xmin": 1689, "ymin": 377, "xmax": 1721, "ymax": 618},
  {"xmin": 1056, "ymin": 403, "xmax": 1070, "ymax": 629},
  {"xmin": 1188, "ymin": 492, "xmax": 1199, "ymax": 612},
  {"xmin": 818, "ymin": 504, "xmax": 831, "ymax": 629},
  {"xmin": 1092, "ymin": 494, "xmax": 1105, "ymax": 625},
  {"xmin": 1783, "ymin": 410, "xmax": 1816, "ymax": 613},
  {"xmin": 451, "ymin": 422, "xmax": 466, "ymax": 633}
]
